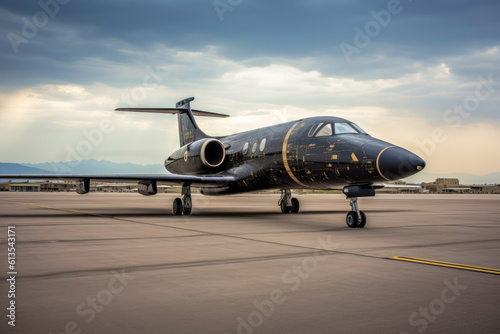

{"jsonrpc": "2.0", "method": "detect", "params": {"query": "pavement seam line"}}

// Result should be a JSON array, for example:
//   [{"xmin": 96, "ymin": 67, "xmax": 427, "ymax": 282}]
[
  {"xmin": 13, "ymin": 202, "xmax": 500, "ymax": 279},
  {"xmin": 15, "ymin": 201, "xmax": 383, "ymax": 260}
]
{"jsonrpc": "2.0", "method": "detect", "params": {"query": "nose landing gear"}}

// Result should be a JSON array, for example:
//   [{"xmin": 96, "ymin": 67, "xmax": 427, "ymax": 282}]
[
  {"xmin": 343, "ymin": 185, "xmax": 375, "ymax": 228},
  {"xmin": 346, "ymin": 197, "xmax": 366, "ymax": 228}
]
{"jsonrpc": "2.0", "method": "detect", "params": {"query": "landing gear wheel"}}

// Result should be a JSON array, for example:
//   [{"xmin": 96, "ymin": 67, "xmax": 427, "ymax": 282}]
[
  {"xmin": 346, "ymin": 211, "xmax": 358, "ymax": 228},
  {"xmin": 173, "ymin": 198, "xmax": 183, "ymax": 216},
  {"xmin": 281, "ymin": 200, "xmax": 291, "ymax": 213},
  {"xmin": 357, "ymin": 211, "xmax": 367, "ymax": 228},
  {"xmin": 291, "ymin": 198, "xmax": 300, "ymax": 214}
]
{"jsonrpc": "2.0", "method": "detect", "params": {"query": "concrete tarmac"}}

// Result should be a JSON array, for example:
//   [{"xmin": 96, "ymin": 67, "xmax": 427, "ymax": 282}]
[{"xmin": 0, "ymin": 192, "xmax": 499, "ymax": 334}]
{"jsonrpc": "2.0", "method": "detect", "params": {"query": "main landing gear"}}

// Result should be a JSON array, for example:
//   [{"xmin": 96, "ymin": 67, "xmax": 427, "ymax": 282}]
[
  {"xmin": 173, "ymin": 184, "xmax": 192, "ymax": 215},
  {"xmin": 343, "ymin": 185, "xmax": 375, "ymax": 229},
  {"xmin": 279, "ymin": 189, "xmax": 300, "ymax": 213}
]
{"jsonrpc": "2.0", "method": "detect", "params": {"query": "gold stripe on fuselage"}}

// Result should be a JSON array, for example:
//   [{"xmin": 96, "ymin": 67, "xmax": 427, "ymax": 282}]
[
  {"xmin": 282, "ymin": 122, "xmax": 308, "ymax": 188},
  {"xmin": 376, "ymin": 146, "xmax": 395, "ymax": 181}
]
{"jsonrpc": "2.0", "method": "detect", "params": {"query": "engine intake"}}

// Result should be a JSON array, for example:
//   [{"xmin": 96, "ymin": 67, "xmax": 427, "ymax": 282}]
[
  {"xmin": 165, "ymin": 138, "xmax": 226, "ymax": 174},
  {"xmin": 201, "ymin": 139, "xmax": 225, "ymax": 168}
]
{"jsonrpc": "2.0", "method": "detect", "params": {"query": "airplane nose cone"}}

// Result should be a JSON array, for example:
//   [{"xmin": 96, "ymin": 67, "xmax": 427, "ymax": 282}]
[{"xmin": 377, "ymin": 146, "xmax": 426, "ymax": 181}]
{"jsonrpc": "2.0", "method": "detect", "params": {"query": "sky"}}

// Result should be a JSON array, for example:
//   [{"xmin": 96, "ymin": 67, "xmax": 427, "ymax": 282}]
[{"xmin": 0, "ymin": 0, "xmax": 499, "ymax": 175}]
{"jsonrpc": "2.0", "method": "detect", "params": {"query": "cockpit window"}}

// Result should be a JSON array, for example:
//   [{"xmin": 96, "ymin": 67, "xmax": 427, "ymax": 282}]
[
  {"xmin": 315, "ymin": 123, "xmax": 333, "ymax": 137},
  {"xmin": 308, "ymin": 121, "xmax": 368, "ymax": 137},
  {"xmin": 350, "ymin": 123, "xmax": 367, "ymax": 134},
  {"xmin": 308, "ymin": 123, "xmax": 323, "ymax": 137},
  {"xmin": 334, "ymin": 123, "xmax": 359, "ymax": 135}
]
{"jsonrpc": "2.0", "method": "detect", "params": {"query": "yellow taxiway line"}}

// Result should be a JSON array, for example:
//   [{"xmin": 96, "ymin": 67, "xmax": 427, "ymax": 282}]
[
  {"xmin": 390, "ymin": 256, "xmax": 500, "ymax": 275},
  {"xmin": 14, "ymin": 202, "xmax": 500, "ymax": 276}
]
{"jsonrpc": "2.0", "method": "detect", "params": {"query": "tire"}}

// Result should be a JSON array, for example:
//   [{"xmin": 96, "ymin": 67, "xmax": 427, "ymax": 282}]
[
  {"xmin": 346, "ymin": 211, "xmax": 358, "ymax": 228},
  {"xmin": 280, "ymin": 200, "xmax": 291, "ymax": 213},
  {"xmin": 173, "ymin": 198, "xmax": 183, "ymax": 215},
  {"xmin": 291, "ymin": 198, "xmax": 300, "ymax": 213},
  {"xmin": 357, "ymin": 211, "xmax": 367, "ymax": 228}
]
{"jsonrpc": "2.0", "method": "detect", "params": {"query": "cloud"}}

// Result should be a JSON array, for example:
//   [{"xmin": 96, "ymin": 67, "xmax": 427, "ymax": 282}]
[
  {"xmin": 1, "ymin": 43, "xmax": 498, "ymax": 175},
  {"xmin": 0, "ymin": 1, "xmax": 499, "ymax": 175},
  {"xmin": 2, "ymin": 1, "xmax": 500, "ymax": 86}
]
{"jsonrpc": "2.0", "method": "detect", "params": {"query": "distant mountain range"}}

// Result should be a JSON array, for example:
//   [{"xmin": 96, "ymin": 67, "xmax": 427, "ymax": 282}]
[
  {"xmin": 21, "ymin": 159, "xmax": 167, "ymax": 174},
  {"xmin": 0, "ymin": 163, "xmax": 60, "ymax": 175},
  {"xmin": 0, "ymin": 163, "xmax": 60, "ymax": 182},
  {"xmin": 0, "ymin": 160, "xmax": 498, "ymax": 185},
  {"xmin": 0, "ymin": 160, "xmax": 167, "ymax": 182}
]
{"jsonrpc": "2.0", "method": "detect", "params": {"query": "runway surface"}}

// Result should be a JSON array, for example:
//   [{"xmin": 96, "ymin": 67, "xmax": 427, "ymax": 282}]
[{"xmin": 0, "ymin": 192, "xmax": 499, "ymax": 334}]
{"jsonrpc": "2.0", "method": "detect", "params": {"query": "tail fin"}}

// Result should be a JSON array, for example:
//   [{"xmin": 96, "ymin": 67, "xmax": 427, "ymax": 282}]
[
  {"xmin": 115, "ymin": 97, "xmax": 229, "ymax": 147},
  {"xmin": 176, "ymin": 97, "xmax": 209, "ymax": 147}
]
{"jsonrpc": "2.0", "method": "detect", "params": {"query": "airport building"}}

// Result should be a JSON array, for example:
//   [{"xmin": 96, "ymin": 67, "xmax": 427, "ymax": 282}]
[
  {"xmin": 0, "ymin": 178, "xmax": 498, "ymax": 194},
  {"xmin": 5, "ymin": 183, "xmax": 42, "ymax": 192},
  {"xmin": 94, "ymin": 183, "xmax": 136, "ymax": 192},
  {"xmin": 420, "ymin": 178, "xmax": 500, "ymax": 194},
  {"xmin": 0, "ymin": 181, "xmax": 76, "ymax": 192},
  {"xmin": 0, "ymin": 181, "xmax": 176, "ymax": 193},
  {"xmin": 470, "ymin": 185, "xmax": 500, "ymax": 194},
  {"xmin": 375, "ymin": 181, "xmax": 425, "ymax": 194},
  {"xmin": 421, "ymin": 178, "xmax": 466, "ymax": 193},
  {"xmin": 94, "ymin": 183, "xmax": 176, "ymax": 193}
]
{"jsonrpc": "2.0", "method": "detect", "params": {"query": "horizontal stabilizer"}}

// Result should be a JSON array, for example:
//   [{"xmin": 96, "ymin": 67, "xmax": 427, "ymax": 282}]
[{"xmin": 115, "ymin": 108, "xmax": 229, "ymax": 118}]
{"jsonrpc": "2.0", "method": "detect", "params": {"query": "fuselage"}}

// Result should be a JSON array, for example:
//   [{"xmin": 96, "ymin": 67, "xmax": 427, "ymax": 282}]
[{"xmin": 165, "ymin": 116, "xmax": 425, "ymax": 195}]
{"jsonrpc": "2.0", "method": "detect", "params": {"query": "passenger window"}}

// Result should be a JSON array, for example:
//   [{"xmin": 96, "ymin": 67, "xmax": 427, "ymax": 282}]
[
  {"xmin": 334, "ymin": 123, "xmax": 358, "ymax": 135},
  {"xmin": 251, "ymin": 141, "xmax": 258, "ymax": 154},
  {"xmin": 315, "ymin": 123, "xmax": 333, "ymax": 137},
  {"xmin": 259, "ymin": 138, "xmax": 266, "ymax": 151}
]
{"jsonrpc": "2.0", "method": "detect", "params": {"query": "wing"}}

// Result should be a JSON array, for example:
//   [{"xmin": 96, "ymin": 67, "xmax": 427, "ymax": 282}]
[{"xmin": 0, "ymin": 174, "xmax": 235, "ymax": 187}]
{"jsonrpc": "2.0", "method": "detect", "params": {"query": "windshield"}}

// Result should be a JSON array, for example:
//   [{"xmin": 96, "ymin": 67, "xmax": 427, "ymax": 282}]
[
  {"xmin": 308, "ymin": 123, "xmax": 324, "ymax": 137},
  {"xmin": 350, "ymin": 123, "xmax": 367, "ymax": 134},
  {"xmin": 334, "ymin": 123, "xmax": 358, "ymax": 134},
  {"xmin": 315, "ymin": 123, "xmax": 333, "ymax": 137},
  {"xmin": 309, "ymin": 122, "xmax": 368, "ymax": 137}
]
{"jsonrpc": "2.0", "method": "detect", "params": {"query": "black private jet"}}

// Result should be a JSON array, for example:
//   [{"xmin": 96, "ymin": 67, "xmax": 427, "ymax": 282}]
[{"xmin": 1, "ymin": 97, "xmax": 425, "ymax": 228}]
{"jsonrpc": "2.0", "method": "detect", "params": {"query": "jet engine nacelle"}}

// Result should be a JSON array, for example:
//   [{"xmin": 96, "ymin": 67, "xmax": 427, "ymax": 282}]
[
  {"xmin": 138, "ymin": 180, "xmax": 157, "ymax": 196},
  {"xmin": 165, "ymin": 138, "xmax": 226, "ymax": 175}
]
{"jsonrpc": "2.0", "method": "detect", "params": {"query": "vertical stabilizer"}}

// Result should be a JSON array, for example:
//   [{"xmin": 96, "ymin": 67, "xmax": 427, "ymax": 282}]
[{"xmin": 176, "ymin": 97, "xmax": 209, "ymax": 146}]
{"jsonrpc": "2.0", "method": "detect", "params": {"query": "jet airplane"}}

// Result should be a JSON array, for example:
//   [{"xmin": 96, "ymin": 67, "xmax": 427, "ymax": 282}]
[{"xmin": 1, "ymin": 97, "xmax": 426, "ymax": 228}]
